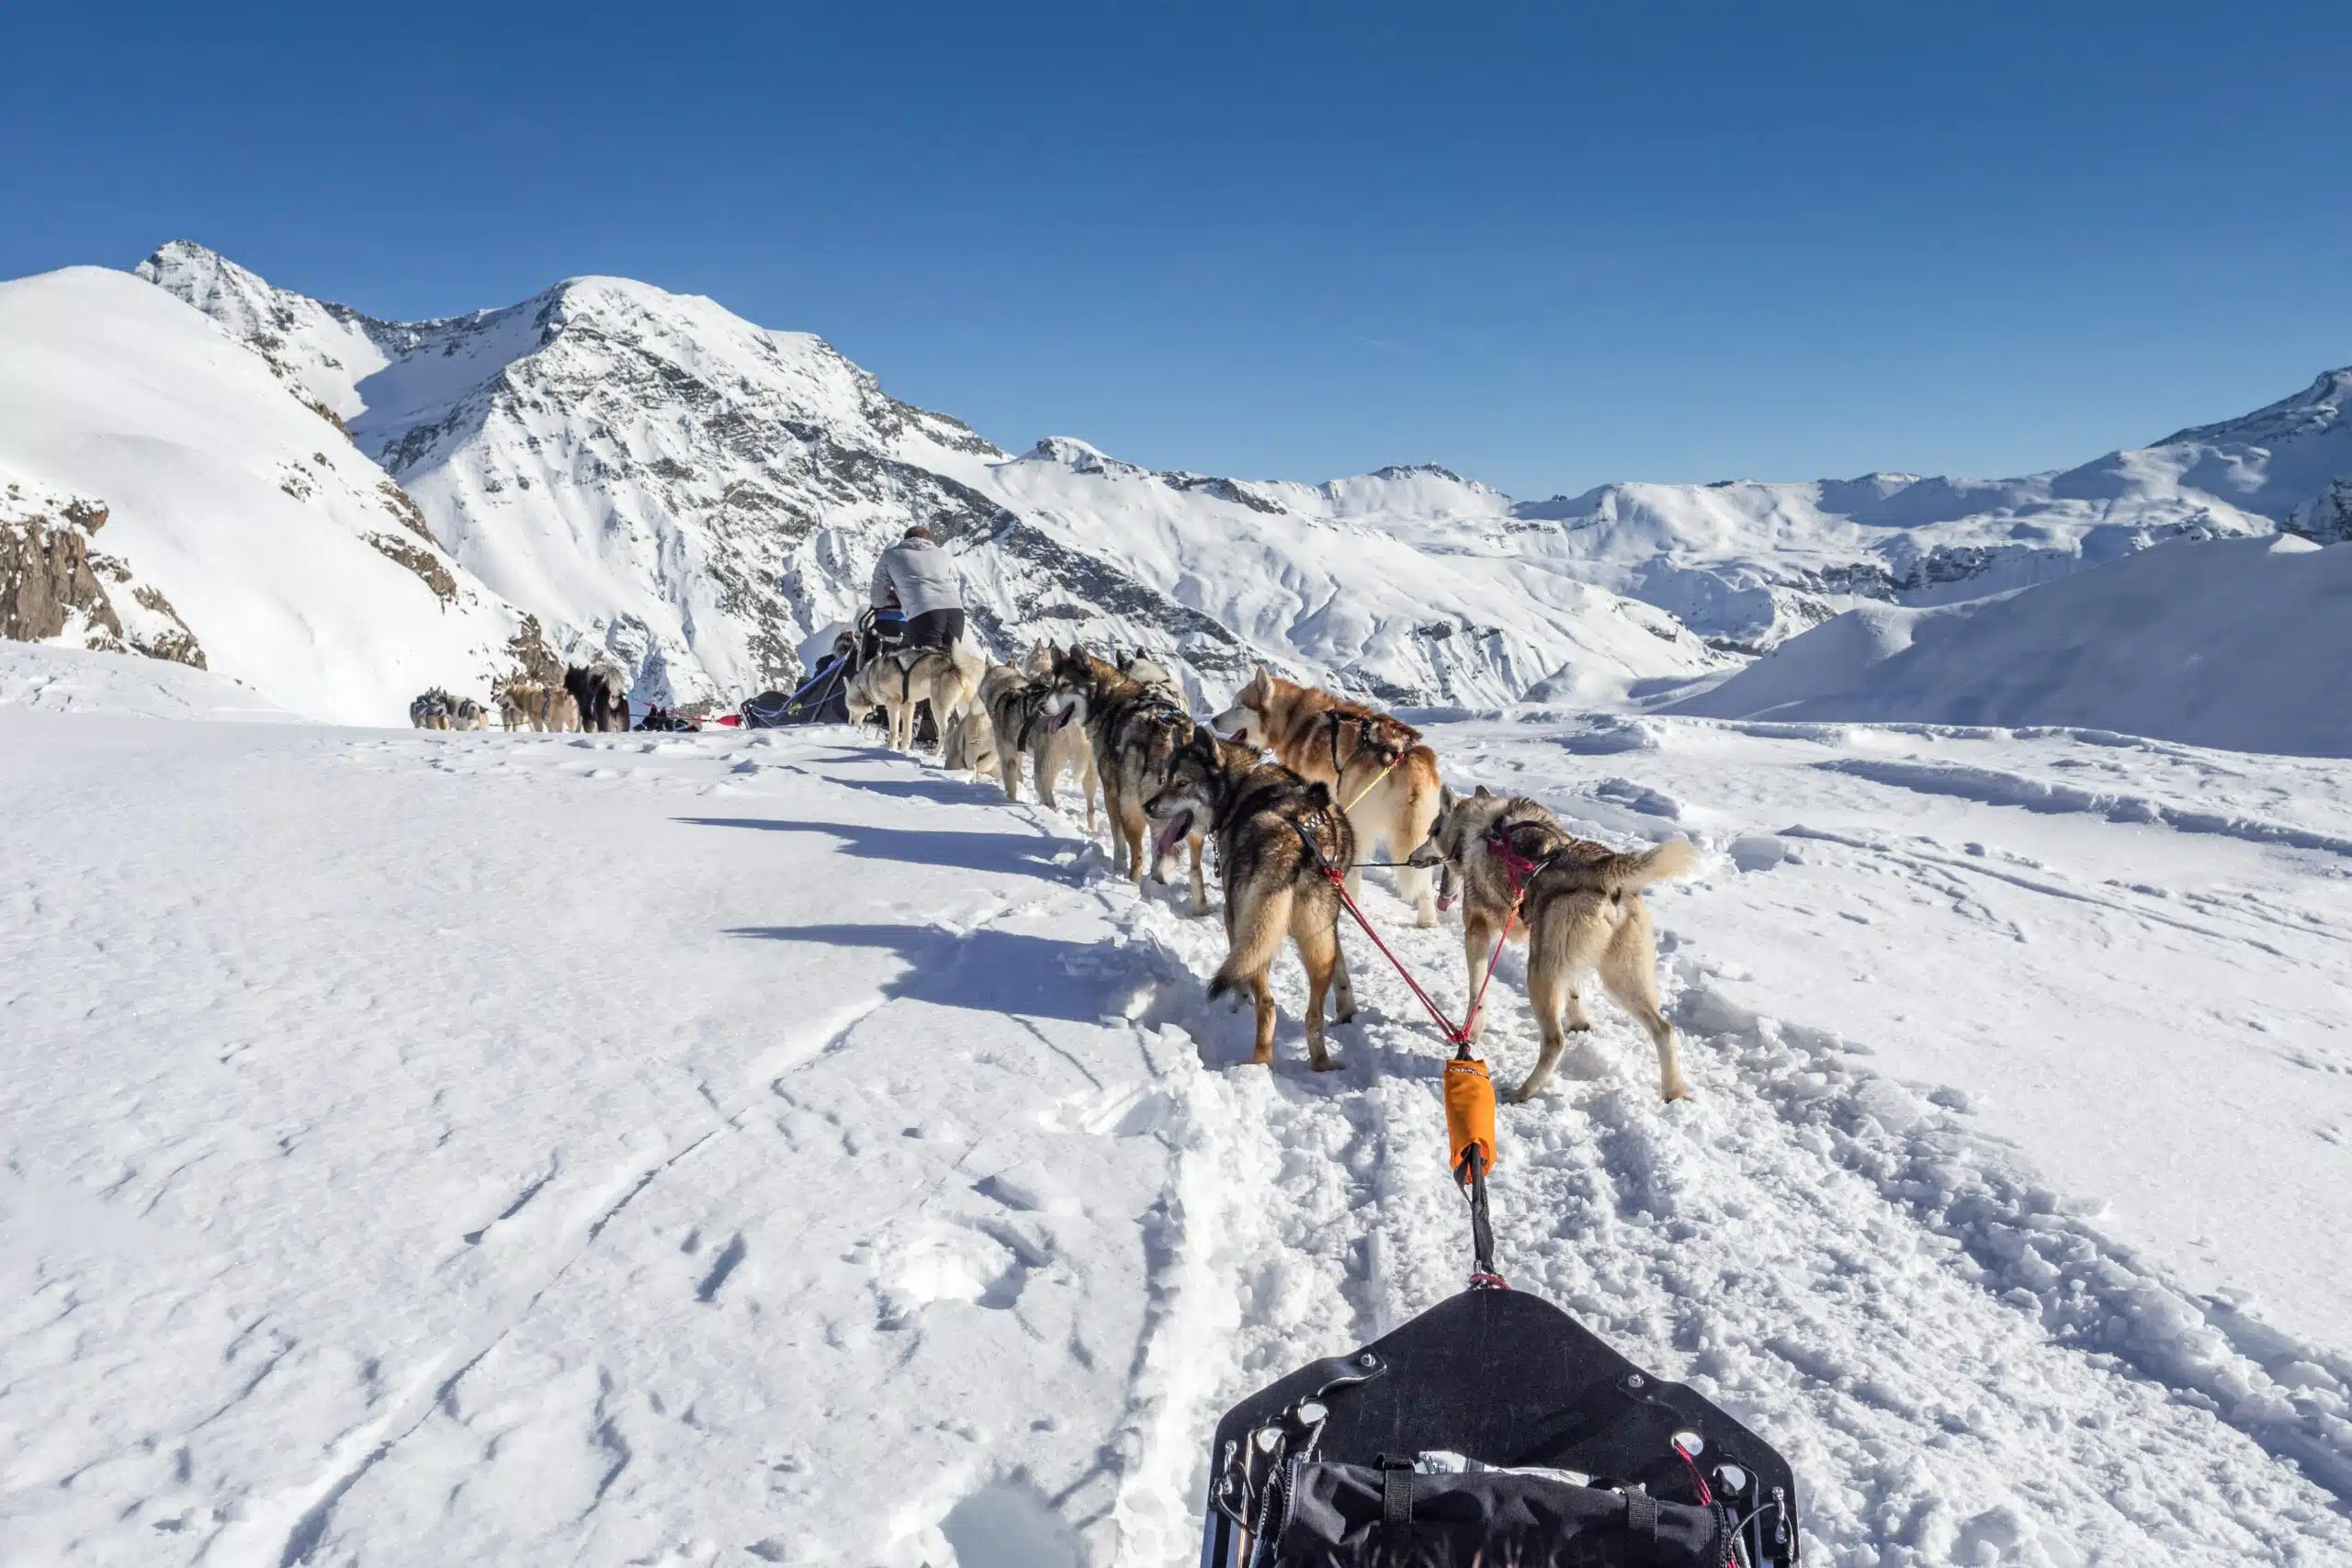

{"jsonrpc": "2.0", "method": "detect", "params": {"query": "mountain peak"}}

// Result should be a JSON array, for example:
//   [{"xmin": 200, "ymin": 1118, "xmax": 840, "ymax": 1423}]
[
  {"xmin": 2158, "ymin": 366, "xmax": 2352, "ymax": 450},
  {"xmin": 1019, "ymin": 436, "xmax": 1146, "ymax": 478}
]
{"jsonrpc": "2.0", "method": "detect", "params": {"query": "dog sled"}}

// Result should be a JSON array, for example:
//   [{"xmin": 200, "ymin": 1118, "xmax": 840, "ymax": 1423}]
[
  {"xmin": 742, "ymin": 651, "xmax": 855, "ymax": 728},
  {"xmin": 1198, "ymin": 1050, "xmax": 1799, "ymax": 1567}
]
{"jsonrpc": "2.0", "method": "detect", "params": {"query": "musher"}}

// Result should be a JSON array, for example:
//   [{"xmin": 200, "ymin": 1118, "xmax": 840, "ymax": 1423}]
[{"xmin": 865, "ymin": 524, "xmax": 965, "ymax": 663}]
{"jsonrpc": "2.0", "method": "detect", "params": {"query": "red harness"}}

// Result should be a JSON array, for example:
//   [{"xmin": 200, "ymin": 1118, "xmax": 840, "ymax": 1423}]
[{"xmin": 1315, "ymin": 819, "xmax": 1543, "ymax": 1052}]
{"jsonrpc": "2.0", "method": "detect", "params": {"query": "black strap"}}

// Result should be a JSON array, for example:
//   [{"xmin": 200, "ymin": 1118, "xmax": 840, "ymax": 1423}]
[
  {"xmin": 1462, "ymin": 1145, "xmax": 1498, "ymax": 1280},
  {"xmin": 1625, "ymin": 1490, "xmax": 1659, "ymax": 1549},
  {"xmin": 1380, "ymin": 1459, "xmax": 1414, "ymax": 1529}
]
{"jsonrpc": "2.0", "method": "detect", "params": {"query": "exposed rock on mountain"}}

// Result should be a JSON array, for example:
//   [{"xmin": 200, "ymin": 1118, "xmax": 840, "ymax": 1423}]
[
  {"xmin": 131, "ymin": 241, "xmax": 2352, "ymax": 705},
  {"xmin": 141, "ymin": 243, "xmax": 1725, "ymax": 710},
  {"xmin": 0, "ymin": 265, "xmax": 552, "ymax": 724}
]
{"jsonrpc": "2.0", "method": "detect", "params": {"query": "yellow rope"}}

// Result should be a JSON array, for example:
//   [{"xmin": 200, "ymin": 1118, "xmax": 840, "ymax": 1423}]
[{"xmin": 1340, "ymin": 753, "xmax": 1400, "ymax": 813}]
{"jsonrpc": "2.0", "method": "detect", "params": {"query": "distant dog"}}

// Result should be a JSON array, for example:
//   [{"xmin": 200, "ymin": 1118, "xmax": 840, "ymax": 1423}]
[
  {"xmin": 978, "ymin": 661, "xmax": 1100, "ymax": 832},
  {"xmin": 451, "ymin": 696, "xmax": 489, "ymax": 731},
  {"xmin": 564, "ymin": 665, "xmax": 629, "ymax": 734},
  {"xmin": 1145, "ymin": 730, "xmax": 1357, "ymax": 1069},
  {"xmin": 1045, "ymin": 645, "xmax": 1205, "ymax": 910},
  {"xmin": 409, "ymin": 688, "xmax": 452, "ymax": 730},
  {"xmin": 1410, "ymin": 785, "xmax": 1700, "ymax": 1102},
  {"xmin": 543, "ymin": 687, "xmax": 583, "ymax": 732},
  {"xmin": 498, "ymin": 682, "xmax": 546, "ymax": 731},
  {"xmin": 1213, "ymin": 666, "xmax": 1443, "ymax": 928}
]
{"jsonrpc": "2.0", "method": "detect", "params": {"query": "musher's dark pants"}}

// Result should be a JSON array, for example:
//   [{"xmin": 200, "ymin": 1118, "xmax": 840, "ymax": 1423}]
[{"xmin": 901, "ymin": 607, "xmax": 966, "ymax": 651}]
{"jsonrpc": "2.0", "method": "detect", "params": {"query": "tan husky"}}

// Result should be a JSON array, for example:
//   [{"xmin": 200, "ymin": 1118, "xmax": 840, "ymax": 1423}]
[
  {"xmin": 1410, "ymin": 785, "xmax": 1700, "ymax": 1102},
  {"xmin": 1212, "ymin": 667, "xmax": 1443, "ymax": 927},
  {"xmin": 1144, "ymin": 730, "xmax": 1357, "ymax": 1069},
  {"xmin": 850, "ymin": 643, "xmax": 984, "ymax": 751}
]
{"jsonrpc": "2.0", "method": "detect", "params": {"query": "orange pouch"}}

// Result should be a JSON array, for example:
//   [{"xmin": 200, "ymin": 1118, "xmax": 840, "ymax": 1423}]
[{"xmin": 1443, "ymin": 1056, "xmax": 1498, "ymax": 1176}]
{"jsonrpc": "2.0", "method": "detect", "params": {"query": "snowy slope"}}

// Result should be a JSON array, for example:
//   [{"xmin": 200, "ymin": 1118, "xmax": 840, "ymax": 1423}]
[
  {"xmin": 1666, "ymin": 534, "xmax": 2352, "ymax": 756},
  {"xmin": 0, "ymin": 642, "xmax": 300, "ymax": 722},
  {"xmin": 6, "ymin": 712, "xmax": 2350, "ymax": 1565},
  {"xmin": 141, "ymin": 243, "xmax": 1726, "ymax": 711},
  {"xmin": 1515, "ymin": 367, "xmax": 2352, "ymax": 650},
  {"xmin": 0, "ymin": 267, "xmax": 554, "ymax": 725}
]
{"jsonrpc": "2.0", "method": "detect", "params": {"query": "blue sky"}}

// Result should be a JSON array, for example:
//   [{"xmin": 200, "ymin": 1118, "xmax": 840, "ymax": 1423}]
[{"xmin": 5, "ymin": 2, "xmax": 2347, "ymax": 497}]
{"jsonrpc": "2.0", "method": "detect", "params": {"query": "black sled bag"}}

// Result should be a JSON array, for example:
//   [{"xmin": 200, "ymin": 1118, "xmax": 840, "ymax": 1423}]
[{"xmin": 1274, "ymin": 1461, "xmax": 1724, "ymax": 1567}]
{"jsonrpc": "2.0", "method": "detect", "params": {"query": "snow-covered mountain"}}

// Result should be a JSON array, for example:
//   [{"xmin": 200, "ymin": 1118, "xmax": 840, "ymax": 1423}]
[
  {"xmin": 1664, "ymin": 533, "xmax": 2352, "ymax": 755},
  {"xmin": 40, "ymin": 240, "xmax": 2344, "ymax": 719},
  {"xmin": 139, "ymin": 242, "xmax": 1727, "ymax": 710},
  {"xmin": 0, "ymin": 266, "xmax": 556, "ymax": 725},
  {"xmin": 1511, "ymin": 368, "xmax": 2352, "ymax": 650}
]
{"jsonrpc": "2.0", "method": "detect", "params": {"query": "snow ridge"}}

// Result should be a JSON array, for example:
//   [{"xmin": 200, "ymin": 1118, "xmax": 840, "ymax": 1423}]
[{"xmin": 140, "ymin": 242, "xmax": 1726, "ymax": 711}]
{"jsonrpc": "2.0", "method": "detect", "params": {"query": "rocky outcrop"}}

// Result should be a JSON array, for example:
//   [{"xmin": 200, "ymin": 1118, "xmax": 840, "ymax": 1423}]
[{"xmin": 1, "ymin": 482, "xmax": 205, "ymax": 667}]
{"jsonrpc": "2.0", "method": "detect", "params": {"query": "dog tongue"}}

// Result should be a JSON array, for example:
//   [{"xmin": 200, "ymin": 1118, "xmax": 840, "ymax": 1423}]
[{"xmin": 1152, "ymin": 810, "xmax": 1192, "ymax": 862}]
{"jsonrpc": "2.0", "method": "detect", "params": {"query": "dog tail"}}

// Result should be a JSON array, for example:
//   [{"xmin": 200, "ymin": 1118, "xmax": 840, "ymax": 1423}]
[
  {"xmin": 1209, "ymin": 886, "xmax": 1295, "ymax": 1001},
  {"xmin": 1597, "ymin": 837, "xmax": 1700, "ymax": 891}
]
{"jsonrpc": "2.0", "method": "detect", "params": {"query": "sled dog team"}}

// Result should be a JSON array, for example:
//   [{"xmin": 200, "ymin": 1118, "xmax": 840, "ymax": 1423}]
[
  {"xmin": 411, "ymin": 666, "xmax": 632, "ymax": 734},
  {"xmin": 890, "ymin": 641, "xmax": 1703, "ymax": 1104}
]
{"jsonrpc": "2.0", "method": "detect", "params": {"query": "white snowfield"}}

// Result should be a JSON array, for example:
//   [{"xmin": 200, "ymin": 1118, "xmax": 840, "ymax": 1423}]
[
  {"xmin": 0, "ymin": 644, "xmax": 300, "ymax": 724},
  {"xmin": 1667, "ymin": 534, "xmax": 2352, "ymax": 757},
  {"xmin": 0, "ymin": 268, "xmax": 543, "ymax": 726},
  {"xmin": 6, "ymin": 690, "xmax": 2351, "ymax": 1566}
]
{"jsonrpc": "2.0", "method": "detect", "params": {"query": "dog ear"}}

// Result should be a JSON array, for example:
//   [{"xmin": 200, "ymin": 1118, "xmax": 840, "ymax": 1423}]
[
  {"xmin": 1473, "ymin": 784, "xmax": 1492, "ymax": 798},
  {"xmin": 1303, "ymin": 781, "xmax": 1332, "ymax": 809}
]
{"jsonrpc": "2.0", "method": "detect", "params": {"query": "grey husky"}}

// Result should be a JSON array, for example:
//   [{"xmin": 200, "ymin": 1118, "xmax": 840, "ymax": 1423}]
[
  {"xmin": 1411, "ymin": 785, "xmax": 1700, "ymax": 1102},
  {"xmin": 1044, "ymin": 645, "xmax": 1208, "ymax": 912},
  {"xmin": 977, "ymin": 661, "xmax": 1099, "ymax": 830}
]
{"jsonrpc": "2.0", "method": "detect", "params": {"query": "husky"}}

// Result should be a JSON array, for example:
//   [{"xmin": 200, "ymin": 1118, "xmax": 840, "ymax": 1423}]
[
  {"xmin": 978, "ymin": 661, "xmax": 1100, "ymax": 830},
  {"xmin": 563, "ymin": 665, "xmax": 629, "ymax": 734},
  {"xmin": 498, "ymin": 681, "xmax": 546, "ymax": 731},
  {"xmin": 1117, "ymin": 649, "xmax": 1184, "ymax": 706},
  {"xmin": 543, "ymin": 686, "xmax": 583, "ymax": 732},
  {"xmin": 943, "ymin": 702, "xmax": 997, "ymax": 776},
  {"xmin": 1213, "ymin": 666, "xmax": 1444, "ymax": 928},
  {"xmin": 1410, "ymin": 785, "xmax": 1701, "ymax": 1103},
  {"xmin": 1145, "ymin": 729, "xmax": 1358, "ymax": 1069},
  {"xmin": 1045, "ymin": 645, "xmax": 1207, "ymax": 911},
  {"xmin": 851, "ymin": 642, "xmax": 984, "ymax": 751},
  {"xmin": 409, "ymin": 688, "xmax": 453, "ymax": 729},
  {"xmin": 451, "ymin": 696, "xmax": 489, "ymax": 731}
]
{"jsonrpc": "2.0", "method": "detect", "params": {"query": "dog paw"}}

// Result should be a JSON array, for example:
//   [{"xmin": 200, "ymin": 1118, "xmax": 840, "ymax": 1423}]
[
  {"xmin": 1660, "ymin": 1078, "xmax": 1693, "ymax": 1103},
  {"xmin": 1565, "ymin": 1021, "xmax": 1593, "ymax": 1034},
  {"xmin": 1310, "ymin": 1056, "xmax": 1341, "ymax": 1073},
  {"xmin": 1506, "ymin": 1082, "xmax": 1541, "ymax": 1104}
]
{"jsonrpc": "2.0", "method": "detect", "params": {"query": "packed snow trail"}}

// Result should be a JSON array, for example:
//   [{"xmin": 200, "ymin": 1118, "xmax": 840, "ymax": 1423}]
[{"xmin": 6, "ymin": 699, "xmax": 2351, "ymax": 1565}]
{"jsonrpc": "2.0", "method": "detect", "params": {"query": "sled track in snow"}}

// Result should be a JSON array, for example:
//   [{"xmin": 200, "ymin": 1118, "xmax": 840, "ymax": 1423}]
[{"xmin": 1071, "ymin": 803, "xmax": 2352, "ymax": 1562}]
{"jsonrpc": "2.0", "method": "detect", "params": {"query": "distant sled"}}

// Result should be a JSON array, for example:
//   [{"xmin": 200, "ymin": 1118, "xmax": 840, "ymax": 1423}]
[{"xmin": 743, "ymin": 651, "xmax": 855, "ymax": 728}]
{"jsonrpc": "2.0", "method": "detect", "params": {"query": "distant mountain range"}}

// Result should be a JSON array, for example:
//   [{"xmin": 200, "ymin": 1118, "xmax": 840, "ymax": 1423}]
[{"xmin": 2, "ymin": 238, "xmax": 2344, "ymax": 725}]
